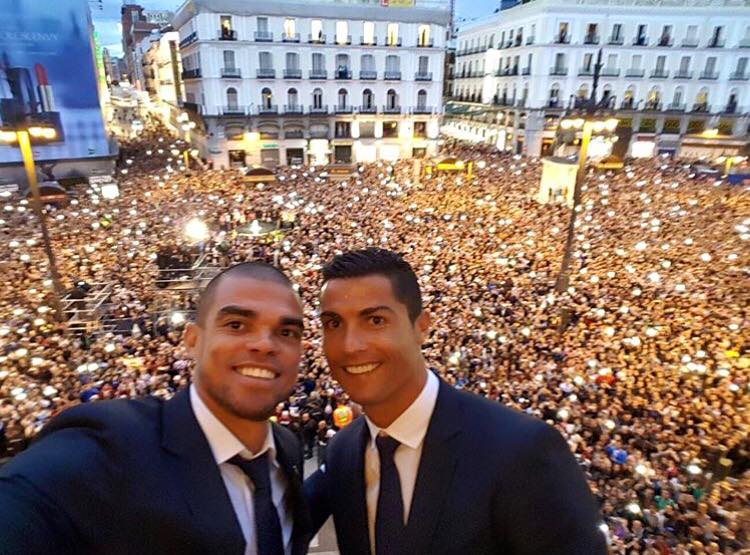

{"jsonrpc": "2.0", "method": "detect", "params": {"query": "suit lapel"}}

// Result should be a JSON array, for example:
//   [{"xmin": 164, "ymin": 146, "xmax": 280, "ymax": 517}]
[
  {"xmin": 161, "ymin": 389, "xmax": 245, "ymax": 555},
  {"xmin": 335, "ymin": 418, "xmax": 371, "ymax": 555},
  {"xmin": 404, "ymin": 380, "xmax": 463, "ymax": 554}
]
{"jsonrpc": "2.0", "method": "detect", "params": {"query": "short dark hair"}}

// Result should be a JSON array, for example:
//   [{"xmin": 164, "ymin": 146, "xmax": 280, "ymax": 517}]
[
  {"xmin": 321, "ymin": 248, "xmax": 423, "ymax": 322},
  {"xmin": 195, "ymin": 262, "xmax": 293, "ymax": 325}
]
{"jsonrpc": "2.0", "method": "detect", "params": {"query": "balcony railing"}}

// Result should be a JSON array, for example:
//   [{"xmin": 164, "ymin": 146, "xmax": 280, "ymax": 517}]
[
  {"xmin": 674, "ymin": 70, "xmax": 693, "ymax": 79},
  {"xmin": 583, "ymin": 34, "xmax": 599, "ymax": 44},
  {"xmin": 335, "ymin": 35, "xmax": 352, "ymax": 45},
  {"xmin": 578, "ymin": 67, "xmax": 594, "ymax": 76},
  {"xmin": 360, "ymin": 36, "xmax": 377, "ymax": 46},
  {"xmin": 219, "ymin": 29, "xmax": 237, "ymax": 41},
  {"xmin": 643, "ymin": 102, "xmax": 662, "ymax": 111},
  {"xmin": 601, "ymin": 67, "xmax": 620, "ymax": 77},
  {"xmin": 632, "ymin": 37, "xmax": 648, "ymax": 46},
  {"xmin": 335, "ymin": 69, "xmax": 352, "ymax": 80},
  {"xmin": 179, "ymin": 31, "xmax": 198, "ymax": 48},
  {"xmin": 222, "ymin": 105, "xmax": 245, "ymax": 115},
  {"xmin": 382, "ymin": 105, "xmax": 401, "ymax": 114},
  {"xmin": 555, "ymin": 35, "xmax": 570, "ymax": 44},
  {"xmin": 700, "ymin": 71, "xmax": 719, "ymax": 79},
  {"xmin": 282, "ymin": 33, "xmax": 300, "ymax": 43},
  {"xmin": 335, "ymin": 105, "xmax": 353, "ymax": 114},
  {"xmin": 692, "ymin": 103, "xmax": 709, "ymax": 112},
  {"xmin": 254, "ymin": 31, "xmax": 273, "ymax": 42},
  {"xmin": 221, "ymin": 67, "xmax": 241, "ymax": 78},
  {"xmin": 256, "ymin": 68, "xmax": 276, "ymax": 79},
  {"xmin": 308, "ymin": 33, "xmax": 326, "ymax": 44},
  {"xmin": 549, "ymin": 66, "xmax": 568, "ymax": 75},
  {"xmin": 740, "ymin": 38, "xmax": 750, "ymax": 48},
  {"xmin": 384, "ymin": 71, "xmax": 402, "ymax": 80},
  {"xmin": 608, "ymin": 35, "xmax": 624, "ymax": 45},
  {"xmin": 682, "ymin": 39, "xmax": 699, "ymax": 47},
  {"xmin": 181, "ymin": 68, "xmax": 201, "ymax": 79},
  {"xmin": 657, "ymin": 36, "xmax": 673, "ymax": 47},
  {"xmin": 620, "ymin": 100, "xmax": 635, "ymax": 110},
  {"xmin": 283, "ymin": 69, "xmax": 302, "ymax": 79},
  {"xmin": 385, "ymin": 37, "xmax": 402, "ymax": 47},
  {"xmin": 724, "ymin": 104, "xmax": 738, "ymax": 114},
  {"xmin": 522, "ymin": 66, "xmax": 531, "ymax": 75},
  {"xmin": 729, "ymin": 71, "xmax": 749, "ymax": 80},
  {"xmin": 359, "ymin": 70, "xmax": 377, "ymax": 80},
  {"xmin": 708, "ymin": 38, "xmax": 725, "ymax": 48},
  {"xmin": 358, "ymin": 105, "xmax": 377, "ymax": 114},
  {"xmin": 309, "ymin": 105, "xmax": 328, "ymax": 115},
  {"xmin": 284, "ymin": 104, "xmax": 304, "ymax": 114},
  {"xmin": 309, "ymin": 70, "xmax": 327, "ymax": 80},
  {"xmin": 258, "ymin": 105, "xmax": 278, "ymax": 115},
  {"xmin": 417, "ymin": 39, "xmax": 434, "ymax": 47},
  {"xmin": 666, "ymin": 103, "xmax": 686, "ymax": 111},
  {"xmin": 650, "ymin": 69, "xmax": 669, "ymax": 78},
  {"xmin": 415, "ymin": 72, "xmax": 433, "ymax": 81},
  {"xmin": 625, "ymin": 68, "xmax": 645, "ymax": 77},
  {"xmin": 412, "ymin": 105, "xmax": 433, "ymax": 114},
  {"xmin": 525, "ymin": 36, "xmax": 535, "ymax": 45}
]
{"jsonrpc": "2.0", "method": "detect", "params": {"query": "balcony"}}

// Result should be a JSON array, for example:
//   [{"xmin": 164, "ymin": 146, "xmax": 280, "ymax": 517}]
[
  {"xmin": 417, "ymin": 39, "xmax": 434, "ymax": 48},
  {"xmin": 547, "ymin": 100, "xmax": 561, "ymax": 108},
  {"xmin": 513, "ymin": 36, "xmax": 523, "ymax": 47},
  {"xmin": 412, "ymin": 105, "xmax": 433, "ymax": 114},
  {"xmin": 554, "ymin": 34, "xmax": 570, "ymax": 44},
  {"xmin": 620, "ymin": 100, "xmax": 635, "ymax": 110},
  {"xmin": 549, "ymin": 66, "xmax": 568, "ymax": 76},
  {"xmin": 632, "ymin": 37, "xmax": 648, "ymax": 46},
  {"xmin": 650, "ymin": 69, "xmax": 669, "ymax": 78},
  {"xmin": 525, "ymin": 36, "xmax": 535, "ymax": 45},
  {"xmin": 691, "ymin": 103, "xmax": 709, "ymax": 112},
  {"xmin": 283, "ymin": 69, "xmax": 302, "ymax": 79},
  {"xmin": 284, "ymin": 105, "xmax": 304, "ymax": 114},
  {"xmin": 258, "ymin": 105, "xmax": 278, "ymax": 115},
  {"xmin": 521, "ymin": 66, "xmax": 531, "ymax": 75},
  {"xmin": 221, "ymin": 67, "xmax": 241, "ymax": 78},
  {"xmin": 383, "ymin": 105, "xmax": 401, "ymax": 114},
  {"xmin": 282, "ymin": 33, "xmax": 300, "ymax": 43},
  {"xmin": 578, "ymin": 67, "xmax": 594, "ymax": 76},
  {"xmin": 708, "ymin": 38, "xmax": 725, "ymax": 48},
  {"xmin": 625, "ymin": 68, "xmax": 645, "ymax": 77},
  {"xmin": 181, "ymin": 68, "xmax": 201, "ymax": 79},
  {"xmin": 385, "ymin": 37, "xmax": 402, "ymax": 47},
  {"xmin": 359, "ymin": 70, "xmax": 377, "ymax": 80},
  {"xmin": 724, "ymin": 103, "xmax": 738, "ymax": 114},
  {"xmin": 674, "ymin": 70, "xmax": 693, "ymax": 79},
  {"xmin": 222, "ymin": 105, "xmax": 245, "ymax": 115},
  {"xmin": 740, "ymin": 39, "xmax": 750, "ymax": 48},
  {"xmin": 608, "ymin": 35, "xmax": 624, "ymax": 45},
  {"xmin": 583, "ymin": 34, "xmax": 599, "ymax": 45},
  {"xmin": 335, "ymin": 35, "xmax": 352, "ymax": 45},
  {"xmin": 309, "ymin": 70, "xmax": 327, "ymax": 80},
  {"xmin": 415, "ymin": 72, "xmax": 433, "ymax": 81},
  {"xmin": 308, "ymin": 33, "xmax": 326, "ymax": 44},
  {"xmin": 218, "ymin": 29, "xmax": 237, "ymax": 41},
  {"xmin": 657, "ymin": 36, "xmax": 673, "ymax": 47},
  {"xmin": 643, "ymin": 102, "xmax": 662, "ymax": 111},
  {"xmin": 384, "ymin": 71, "xmax": 402, "ymax": 80},
  {"xmin": 256, "ymin": 68, "xmax": 276, "ymax": 79},
  {"xmin": 730, "ymin": 71, "xmax": 749, "ymax": 80},
  {"xmin": 335, "ymin": 69, "xmax": 352, "ymax": 80},
  {"xmin": 179, "ymin": 31, "xmax": 198, "ymax": 48},
  {"xmin": 601, "ymin": 67, "xmax": 620, "ymax": 77},
  {"xmin": 335, "ymin": 105, "xmax": 353, "ymax": 114},
  {"xmin": 254, "ymin": 31, "xmax": 273, "ymax": 42},
  {"xmin": 360, "ymin": 36, "xmax": 377, "ymax": 46},
  {"xmin": 700, "ymin": 71, "xmax": 719, "ymax": 80},
  {"xmin": 358, "ymin": 105, "xmax": 377, "ymax": 114},
  {"xmin": 681, "ymin": 39, "xmax": 699, "ymax": 47},
  {"xmin": 309, "ymin": 105, "xmax": 328, "ymax": 115},
  {"xmin": 666, "ymin": 103, "xmax": 686, "ymax": 111}
]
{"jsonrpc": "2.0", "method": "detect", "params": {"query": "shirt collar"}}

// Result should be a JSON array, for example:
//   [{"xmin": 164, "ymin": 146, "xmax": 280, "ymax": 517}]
[
  {"xmin": 365, "ymin": 370, "xmax": 439, "ymax": 450},
  {"xmin": 189, "ymin": 384, "xmax": 278, "ymax": 467}
]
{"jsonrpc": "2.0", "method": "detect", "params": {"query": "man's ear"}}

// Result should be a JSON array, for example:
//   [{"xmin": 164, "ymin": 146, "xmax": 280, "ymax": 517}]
[
  {"xmin": 183, "ymin": 322, "xmax": 200, "ymax": 357},
  {"xmin": 414, "ymin": 310, "xmax": 431, "ymax": 344}
]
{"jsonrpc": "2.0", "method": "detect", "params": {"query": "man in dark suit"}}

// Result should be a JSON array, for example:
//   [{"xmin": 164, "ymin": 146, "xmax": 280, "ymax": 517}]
[
  {"xmin": 0, "ymin": 262, "xmax": 312, "ymax": 555},
  {"xmin": 306, "ymin": 248, "xmax": 607, "ymax": 555}
]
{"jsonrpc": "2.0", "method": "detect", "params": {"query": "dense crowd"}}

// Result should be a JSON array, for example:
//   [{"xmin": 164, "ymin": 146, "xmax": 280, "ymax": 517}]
[{"xmin": 0, "ymin": 116, "xmax": 748, "ymax": 554}]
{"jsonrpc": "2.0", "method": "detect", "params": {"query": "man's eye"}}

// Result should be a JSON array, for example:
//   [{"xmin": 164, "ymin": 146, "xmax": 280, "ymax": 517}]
[
  {"xmin": 281, "ymin": 328, "xmax": 302, "ymax": 339},
  {"xmin": 370, "ymin": 315, "xmax": 385, "ymax": 326},
  {"xmin": 323, "ymin": 320, "xmax": 340, "ymax": 329},
  {"xmin": 226, "ymin": 321, "xmax": 243, "ymax": 330}
]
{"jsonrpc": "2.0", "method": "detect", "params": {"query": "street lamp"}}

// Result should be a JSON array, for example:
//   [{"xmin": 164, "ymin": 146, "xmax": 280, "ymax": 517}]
[{"xmin": 0, "ymin": 123, "xmax": 66, "ymax": 323}]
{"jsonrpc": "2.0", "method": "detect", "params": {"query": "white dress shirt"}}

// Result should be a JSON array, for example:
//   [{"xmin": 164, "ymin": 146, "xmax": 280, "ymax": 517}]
[
  {"xmin": 190, "ymin": 385, "xmax": 293, "ymax": 555},
  {"xmin": 364, "ymin": 371, "xmax": 439, "ymax": 554}
]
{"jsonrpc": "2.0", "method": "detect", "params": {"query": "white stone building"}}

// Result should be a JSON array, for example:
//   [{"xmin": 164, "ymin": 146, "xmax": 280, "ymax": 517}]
[
  {"xmin": 445, "ymin": 0, "xmax": 750, "ymax": 158},
  {"xmin": 141, "ymin": 31, "xmax": 185, "ymax": 127},
  {"xmin": 172, "ymin": 0, "xmax": 450, "ymax": 168}
]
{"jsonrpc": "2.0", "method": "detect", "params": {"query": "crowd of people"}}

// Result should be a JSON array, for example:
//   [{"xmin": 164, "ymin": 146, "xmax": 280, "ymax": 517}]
[{"xmin": 0, "ymin": 115, "xmax": 748, "ymax": 553}]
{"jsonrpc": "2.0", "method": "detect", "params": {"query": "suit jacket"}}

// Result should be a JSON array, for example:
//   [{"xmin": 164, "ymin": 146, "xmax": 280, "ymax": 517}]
[
  {"xmin": 305, "ymin": 378, "xmax": 606, "ymax": 555},
  {"xmin": 0, "ymin": 389, "xmax": 312, "ymax": 555}
]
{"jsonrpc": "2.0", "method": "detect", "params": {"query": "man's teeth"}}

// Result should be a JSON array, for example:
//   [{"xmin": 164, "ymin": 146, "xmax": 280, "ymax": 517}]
[
  {"xmin": 345, "ymin": 363, "xmax": 378, "ymax": 375},
  {"xmin": 237, "ymin": 367, "xmax": 275, "ymax": 380}
]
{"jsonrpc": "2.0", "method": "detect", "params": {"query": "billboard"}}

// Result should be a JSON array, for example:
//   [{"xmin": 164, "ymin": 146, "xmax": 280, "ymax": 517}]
[{"xmin": 0, "ymin": 0, "xmax": 110, "ymax": 164}]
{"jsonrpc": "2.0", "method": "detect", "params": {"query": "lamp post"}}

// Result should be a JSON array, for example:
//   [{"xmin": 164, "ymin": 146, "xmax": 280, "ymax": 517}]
[
  {"xmin": 0, "ymin": 126, "xmax": 66, "ymax": 323},
  {"xmin": 554, "ymin": 49, "xmax": 618, "ymax": 329}
]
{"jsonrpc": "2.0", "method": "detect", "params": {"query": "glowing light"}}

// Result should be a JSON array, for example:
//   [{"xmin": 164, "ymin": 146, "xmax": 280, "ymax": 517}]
[
  {"xmin": 687, "ymin": 464, "xmax": 702, "ymax": 475},
  {"xmin": 699, "ymin": 253, "xmax": 712, "ymax": 262},
  {"xmin": 171, "ymin": 312, "xmax": 186, "ymax": 325},
  {"xmin": 104, "ymin": 343, "xmax": 116, "ymax": 353},
  {"xmin": 634, "ymin": 241, "xmax": 647, "ymax": 251},
  {"xmin": 184, "ymin": 218, "xmax": 209, "ymax": 242}
]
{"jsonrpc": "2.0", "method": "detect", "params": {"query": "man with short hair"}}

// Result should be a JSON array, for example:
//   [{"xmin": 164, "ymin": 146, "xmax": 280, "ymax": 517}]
[
  {"xmin": 0, "ymin": 262, "xmax": 312, "ymax": 555},
  {"xmin": 305, "ymin": 248, "xmax": 606, "ymax": 555}
]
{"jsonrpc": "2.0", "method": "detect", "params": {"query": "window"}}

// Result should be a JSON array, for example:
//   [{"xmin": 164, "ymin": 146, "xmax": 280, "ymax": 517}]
[
  {"xmin": 686, "ymin": 25, "xmax": 698, "ymax": 40},
  {"xmin": 705, "ymin": 57, "xmax": 717, "ymax": 73},
  {"xmin": 417, "ymin": 89, "xmax": 427, "ymax": 109},
  {"xmin": 361, "ymin": 54, "xmax": 375, "ymax": 72},
  {"xmin": 711, "ymin": 26, "xmax": 723, "ymax": 46},
  {"xmin": 413, "ymin": 121, "xmax": 427, "ymax": 138},
  {"xmin": 311, "ymin": 20, "xmax": 323, "ymax": 41},
  {"xmin": 558, "ymin": 22, "xmax": 569, "ymax": 42},
  {"xmin": 287, "ymin": 88, "xmax": 298, "ymax": 106},
  {"xmin": 631, "ymin": 55, "xmax": 642, "ymax": 69},
  {"xmin": 386, "ymin": 89, "xmax": 398, "ymax": 109},
  {"xmin": 257, "ymin": 17, "xmax": 268, "ymax": 33},
  {"xmin": 636, "ymin": 24, "xmax": 647, "ymax": 44},
  {"xmin": 582, "ymin": 53, "xmax": 593, "ymax": 71},
  {"xmin": 336, "ymin": 53, "xmax": 350, "ymax": 77},
  {"xmin": 223, "ymin": 50, "xmax": 235, "ymax": 69},
  {"xmin": 359, "ymin": 122, "xmax": 375, "ymax": 138},
  {"xmin": 585, "ymin": 23, "xmax": 598, "ymax": 42},
  {"xmin": 672, "ymin": 87, "xmax": 683, "ymax": 105},
  {"xmin": 338, "ymin": 88, "xmax": 348, "ymax": 108},
  {"xmin": 382, "ymin": 121, "xmax": 398, "ymax": 138},
  {"xmin": 679, "ymin": 56, "xmax": 690, "ymax": 72},
  {"xmin": 387, "ymin": 23, "xmax": 399, "ymax": 46},
  {"xmin": 655, "ymin": 55, "xmax": 666, "ymax": 71},
  {"xmin": 363, "ymin": 21, "xmax": 375, "ymax": 44},
  {"xmin": 660, "ymin": 25, "xmax": 672, "ymax": 45},
  {"xmin": 606, "ymin": 53, "xmax": 617, "ymax": 68},
  {"xmin": 623, "ymin": 87, "xmax": 634, "ymax": 107},
  {"xmin": 362, "ymin": 89, "xmax": 374, "ymax": 109},
  {"xmin": 385, "ymin": 55, "xmax": 400, "ymax": 73},
  {"xmin": 312, "ymin": 88, "xmax": 323, "ymax": 109},
  {"xmin": 555, "ymin": 52, "xmax": 565, "ymax": 69},
  {"xmin": 259, "ymin": 51, "xmax": 272, "ymax": 69},
  {"xmin": 418, "ymin": 24, "xmax": 431, "ymax": 46},
  {"xmin": 284, "ymin": 19, "xmax": 296, "ymax": 39},
  {"xmin": 611, "ymin": 23, "xmax": 622, "ymax": 40},
  {"xmin": 220, "ymin": 15, "xmax": 232, "ymax": 33},
  {"xmin": 737, "ymin": 57, "xmax": 748, "ymax": 73},
  {"xmin": 226, "ymin": 87, "xmax": 238, "ymax": 108},
  {"xmin": 549, "ymin": 83, "xmax": 560, "ymax": 106},
  {"xmin": 261, "ymin": 88, "xmax": 272, "ymax": 109},
  {"xmin": 418, "ymin": 56, "xmax": 429, "ymax": 74},
  {"xmin": 286, "ymin": 52, "xmax": 299, "ymax": 70},
  {"xmin": 695, "ymin": 88, "xmax": 708, "ymax": 107},
  {"xmin": 336, "ymin": 21, "xmax": 348, "ymax": 44},
  {"xmin": 312, "ymin": 53, "xmax": 325, "ymax": 71},
  {"xmin": 334, "ymin": 121, "xmax": 350, "ymax": 138}
]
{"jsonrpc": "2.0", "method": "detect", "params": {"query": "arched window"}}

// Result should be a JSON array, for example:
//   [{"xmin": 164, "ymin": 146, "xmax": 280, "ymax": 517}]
[
  {"xmin": 362, "ymin": 88, "xmax": 374, "ymax": 109},
  {"xmin": 312, "ymin": 87, "xmax": 323, "ymax": 109},
  {"xmin": 335, "ymin": 53, "xmax": 350, "ymax": 78},
  {"xmin": 287, "ymin": 88, "xmax": 298, "ymax": 107},
  {"xmin": 694, "ymin": 87, "xmax": 709, "ymax": 111},
  {"xmin": 261, "ymin": 87, "xmax": 272, "ymax": 109},
  {"xmin": 623, "ymin": 86, "xmax": 635, "ymax": 109},
  {"xmin": 338, "ymin": 88, "xmax": 348, "ymax": 108},
  {"xmin": 226, "ymin": 87, "xmax": 238, "ymax": 109},
  {"xmin": 417, "ymin": 89, "xmax": 427, "ymax": 109},
  {"xmin": 727, "ymin": 88, "xmax": 739, "ymax": 112},
  {"xmin": 386, "ymin": 89, "xmax": 398, "ymax": 109},
  {"xmin": 646, "ymin": 86, "xmax": 661, "ymax": 110},
  {"xmin": 672, "ymin": 86, "xmax": 683, "ymax": 107},
  {"xmin": 549, "ymin": 83, "xmax": 560, "ymax": 107}
]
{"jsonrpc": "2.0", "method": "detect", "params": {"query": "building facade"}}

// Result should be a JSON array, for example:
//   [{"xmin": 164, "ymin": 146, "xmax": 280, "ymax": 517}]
[
  {"xmin": 172, "ymin": 0, "xmax": 450, "ymax": 168},
  {"xmin": 446, "ymin": 0, "xmax": 750, "ymax": 158},
  {"xmin": 121, "ymin": 4, "xmax": 160, "ymax": 87},
  {"xmin": 141, "ymin": 31, "xmax": 185, "ymax": 127}
]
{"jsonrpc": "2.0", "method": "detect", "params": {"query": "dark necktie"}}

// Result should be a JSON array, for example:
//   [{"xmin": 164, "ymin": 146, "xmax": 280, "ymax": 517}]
[
  {"xmin": 229, "ymin": 453, "xmax": 285, "ymax": 555},
  {"xmin": 375, "ymin": 434, "xmax": 405, "ymax": 555}
]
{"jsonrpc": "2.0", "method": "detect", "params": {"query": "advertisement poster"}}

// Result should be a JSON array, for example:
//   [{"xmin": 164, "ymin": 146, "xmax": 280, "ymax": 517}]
[{"xmin": 0, "ymin": 0, "xmax": 109, "ymax": 163}]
